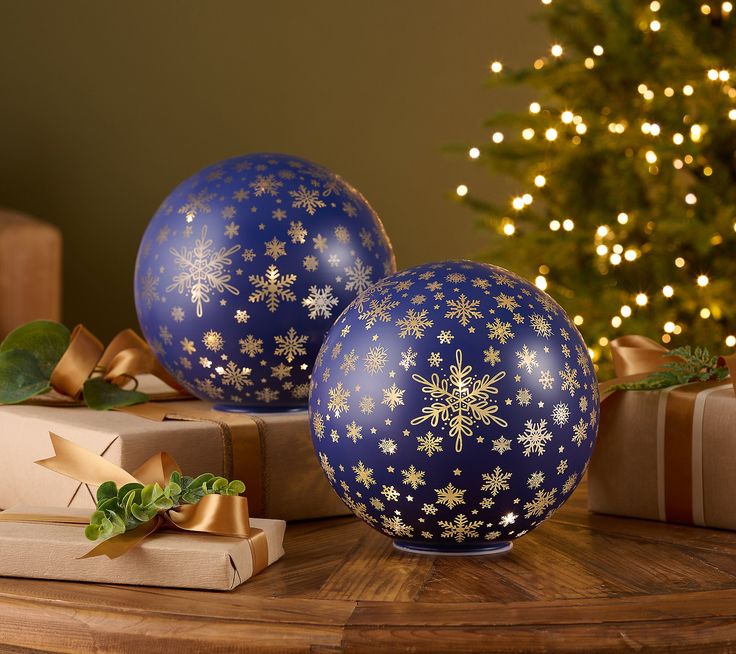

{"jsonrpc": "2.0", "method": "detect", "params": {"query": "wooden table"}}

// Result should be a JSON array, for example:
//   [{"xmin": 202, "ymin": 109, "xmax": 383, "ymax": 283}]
[{"xmin": 1, "ymin": 482, "xmax": 736, "ymax": 653}]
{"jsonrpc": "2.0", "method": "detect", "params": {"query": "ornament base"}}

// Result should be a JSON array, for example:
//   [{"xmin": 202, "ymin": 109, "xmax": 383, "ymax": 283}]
[
  {"xmin": 212, "ymin": 404, "xmax": 307, "ymax": 414},
  {"xmin": 392, "ymin": 539, "xmax": 513, "ymax": 556}
]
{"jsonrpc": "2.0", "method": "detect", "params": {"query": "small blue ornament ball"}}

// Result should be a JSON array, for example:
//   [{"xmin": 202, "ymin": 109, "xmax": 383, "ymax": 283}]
[
  {"xmin": 134, "ymin": 153, "xmax": 395, "ymax": 410},
  {"xmin": 309, "ymin": 260, "xmax": 598, "ymax": 554}
]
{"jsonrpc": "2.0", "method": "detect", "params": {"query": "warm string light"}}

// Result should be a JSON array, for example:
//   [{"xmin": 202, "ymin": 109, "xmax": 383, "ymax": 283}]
[{"xmin": 473, "ymin": 27, "xmax": 733, "ymax": 354}]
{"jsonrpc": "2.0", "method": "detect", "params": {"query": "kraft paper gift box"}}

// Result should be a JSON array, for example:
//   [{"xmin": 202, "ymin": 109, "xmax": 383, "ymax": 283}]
[
  {"xmin": 0, "ymin": 506, "xmax": 285, "ymax": 591},
  {"xmin": 0, "ymin": 395, "xmax": 348, "ymax": 521},
  {"xmin": 588, "ymin": 381, "xmax": 736, "ymax": 529}
]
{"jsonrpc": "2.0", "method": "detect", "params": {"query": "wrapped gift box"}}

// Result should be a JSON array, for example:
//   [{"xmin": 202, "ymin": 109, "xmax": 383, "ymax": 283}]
[
  {"xmin": 0, "ymin": 397, "xmax": 348, "ymax": 521},
  {"xmin": 588, "ymin": 381, "xmax": 736, "ymax": 529},
  {"xmin": 0, "ymin": 506, "xmax": 285, "ymax": 591}
]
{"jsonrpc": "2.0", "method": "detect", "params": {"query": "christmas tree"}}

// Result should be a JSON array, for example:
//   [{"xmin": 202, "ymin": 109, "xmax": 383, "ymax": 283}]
[{"xmin": 460, "ymin": 0, "xmax": 736, "ymax": 375}]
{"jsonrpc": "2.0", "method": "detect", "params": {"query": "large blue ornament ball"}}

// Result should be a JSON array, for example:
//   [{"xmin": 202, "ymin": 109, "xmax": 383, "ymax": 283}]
[
  {"xmin": 134, "ymin": 153, "xmax": 395, "ymax": 410},
  {"xmin": 309, "ymin": 260, "xmax": 598, "ymax": 554}
]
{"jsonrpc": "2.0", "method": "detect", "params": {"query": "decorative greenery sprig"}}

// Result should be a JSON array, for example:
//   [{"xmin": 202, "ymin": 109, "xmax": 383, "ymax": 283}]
[
  {"xmin": 611, "ymin": 347, "xmax": 729, "ymax": 392},
  {"xmin": 0, "ymin": 320, "xmax": 148, "ymax": 410},
  {"xmin": 85, "ymin": 472, "xmax": 246, "ymax": 542}
]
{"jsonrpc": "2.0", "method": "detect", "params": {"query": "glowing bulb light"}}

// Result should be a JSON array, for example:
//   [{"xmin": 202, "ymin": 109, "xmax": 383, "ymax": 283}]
[
  {"xmin": 593, "ymin": 44, "xmax": 604, "ymax": 56},
  {"xmin": 726, "ymin": 335, "xmax": 736, "ymax": 347},
  {"xmin": 456, "ymin": 184, "xmax": 468, "ymax": 197},
  {"xmin": 697, "ymin": 274, "xmax": 710, "ymax": 287},
  {"xmin": 620, "ymin": 305, "xmax": 632, "ymax": 318},
  {"xmin": 529, "ymin": 102, "xmax": 541, "ymax": 114},
  {"xmin": 545, "ymin": 128, "xmax": 558, "ymax": 141},
  {"xmin": 490, "ymin": 61, "xmax": 503, "ymax": 73},
  {"xmin": 492, "ymin": 131, "xmax": 504, "ymax": 143},
  {"xmin": 562, "ymin": 218, "xmax": 574, "ymax": 231},
  {"xmin": 551, "ymin": 44, "xmax": 563, "ymax": 57},
  {"xmin": 522, "ymin": 128, "xmax": 535, "ymax": 140},
  {"xmin": 469, "ymin": 147, "xmax": 480, "ymax": 159},
  {"xmin": 617, "ymin": 212, "xmax": 629, "ymax": 224},
  {"xmin": 662, "ymin": 285, "xmax": 674, "ymax": 297},
  {"xmin": 534, "ymin": 174, "xmax": 546, "ymax": 187},
  {"xmin": 635, "ymin": 293, "xmax": 648, "ymax": 306},
  {"xmin": 535, "ymin": 275, "xmax": 547, "ymax": 290}
]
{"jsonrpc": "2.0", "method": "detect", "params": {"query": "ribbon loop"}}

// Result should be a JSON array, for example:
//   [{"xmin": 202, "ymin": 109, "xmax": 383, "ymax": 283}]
[
  {"xmin": 48, "ymin": 324, "xmax": 185, "ymax": 400},
  {"xmin": 33, "ymin": 433, "xmax": 257, "ymax": 560}
]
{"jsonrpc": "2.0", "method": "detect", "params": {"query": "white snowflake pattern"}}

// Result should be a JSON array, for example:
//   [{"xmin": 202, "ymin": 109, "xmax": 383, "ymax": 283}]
[
  {"xmin": 538, "ymin": 370, "xmax": 555, "ymax": 390},
  {"xmin": 302, "ymin": 285, "xmax": 340, "ymax": 319},
  {"xmin": 551, "ymin": 402, "xmax": 570, "ymax": 426},
  {"xmin": 571, "ymin": 417, "xmax": 589, "ymax": 446},
  {"xmin": 344, "ymin": 258, "xmax": 374, "ymax": 293},
  {"xmin": 517, "ymin": 419, "xmax": 553, "ymax": 456},
  {"xmin": 515, "ymin": 345, "xmax": 539, "ymax": 374}
]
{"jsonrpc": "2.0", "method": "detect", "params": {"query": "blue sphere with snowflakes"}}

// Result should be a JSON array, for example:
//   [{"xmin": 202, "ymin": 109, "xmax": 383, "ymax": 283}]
[
  {"xmin": 308, "ymin": 260, "xmax": 598, "ymax": 554},
  {"xmin": 134, "ymin": 153, "xmax": 395, "ymax": 410}
]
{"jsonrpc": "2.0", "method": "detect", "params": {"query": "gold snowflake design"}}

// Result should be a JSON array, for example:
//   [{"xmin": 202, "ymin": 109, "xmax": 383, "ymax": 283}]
[
  {"xmin": 411, "ymin": 349, "xmax": 508, "ymax": 452},
  {"xmin": 248, "ymin": 264, "xmax": 297, "ymax": 312},
  {"xmin": 167, "ymin": 225, "xmax": 240, "ymax": 318}
]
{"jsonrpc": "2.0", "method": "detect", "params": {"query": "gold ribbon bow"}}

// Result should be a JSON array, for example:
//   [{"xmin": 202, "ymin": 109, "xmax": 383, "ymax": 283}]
[
  {"xmin": 601, "ymin": 335, "xmax": 736, "ymax": 526},
  {"xmin": 600, "ymin": 334, "xmax": 736, "ymax": 400},
  {"xmin": 0, "ymin": 434, "xmax": 268, "ymax": 571},
  {"xmin": 49, "ymin": 325, "xmax": 182, "ymax": 399}
]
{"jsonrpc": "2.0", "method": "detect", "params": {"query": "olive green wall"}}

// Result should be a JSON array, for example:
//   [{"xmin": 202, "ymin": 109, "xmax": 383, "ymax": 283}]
[{"xmin": 0, "ymin": 0, "xmax": 543, "ymax": 339}]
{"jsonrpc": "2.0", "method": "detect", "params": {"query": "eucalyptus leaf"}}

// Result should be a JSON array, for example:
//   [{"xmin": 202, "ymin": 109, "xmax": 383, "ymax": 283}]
[
  {"xmin": 0, "ymin": 349, "xmax": 51, "ymax": 404},
  {"xmin": 96, "ymin": 481, "xmax": 118, "ymax": 504},
  {"xmin": 0, "ymin": 320, "xmax": 70, "ymax": 378},
  {"xmin": 82, "ymin": 378, "xmax": 148, "ymax": 411}
]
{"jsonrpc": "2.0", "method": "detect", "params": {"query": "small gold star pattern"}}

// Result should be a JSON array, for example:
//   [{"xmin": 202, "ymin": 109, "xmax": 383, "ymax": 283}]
[
  {"xmin": 309, "ymin": 261, "xmax": 598, "ymax": 553},
  {"xmin": 135, "ymin": 153, "xmax": 395, "ymax": 408}
]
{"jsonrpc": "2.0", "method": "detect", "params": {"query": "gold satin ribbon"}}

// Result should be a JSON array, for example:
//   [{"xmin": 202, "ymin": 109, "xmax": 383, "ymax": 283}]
[
  {"xmin": 602, "ymin": 335, "xmax": 736, "ymax": 525},
  {"xmin": 121, "ymin": 401, "xmax": 265, "ymax": 516},
  {"xmin": 49, "ymin": 324, "xmax": 183, "ymax": 399},
  {"xmin": 2, "ymin": 432, "xmax": 269, "ymax": 569}
]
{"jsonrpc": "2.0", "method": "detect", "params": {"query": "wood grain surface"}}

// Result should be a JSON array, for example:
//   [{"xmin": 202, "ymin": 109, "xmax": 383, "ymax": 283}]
[{"xmin": 1, "ymin": 481, "xmax": 735, "ymax": 653}]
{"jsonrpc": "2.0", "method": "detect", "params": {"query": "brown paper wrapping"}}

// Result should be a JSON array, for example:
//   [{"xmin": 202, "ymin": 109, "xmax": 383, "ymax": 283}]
[
  {"xmin": 0, "ymin": 506, "xmax": 285, "ymax": 590},
  {"xmin": 0, "ymin": 397, "xmax": 349, "ymax": 521},
  {"xmin": 588, "ymin": 384, "xmax": 736, "ymax": 529}
]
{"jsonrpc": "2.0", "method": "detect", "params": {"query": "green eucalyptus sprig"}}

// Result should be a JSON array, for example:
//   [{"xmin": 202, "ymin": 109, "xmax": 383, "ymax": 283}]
[
  {"xmin": 85, "ymin": 471, "xmax": 246, "ymax": 542},
  {"xmin": 0, "ymin": 320, "xmax": 148, "ymax": 410},
  {"xmin": 611, "ymin": 346, "xmax": 729, "ymax": 392}
]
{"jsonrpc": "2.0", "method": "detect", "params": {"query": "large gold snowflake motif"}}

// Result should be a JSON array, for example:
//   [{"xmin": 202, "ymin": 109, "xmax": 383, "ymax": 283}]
[
  {"xmin": 248, "ymin": 264, "xmax": 297, "ymax": 312},
  {"xmin": 167, "ymin": 226, "xmax": 241, "ymax": 317},
  {"xmin": 411, "ymin": 349, "xmax": 508, "ymax": 452}
]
